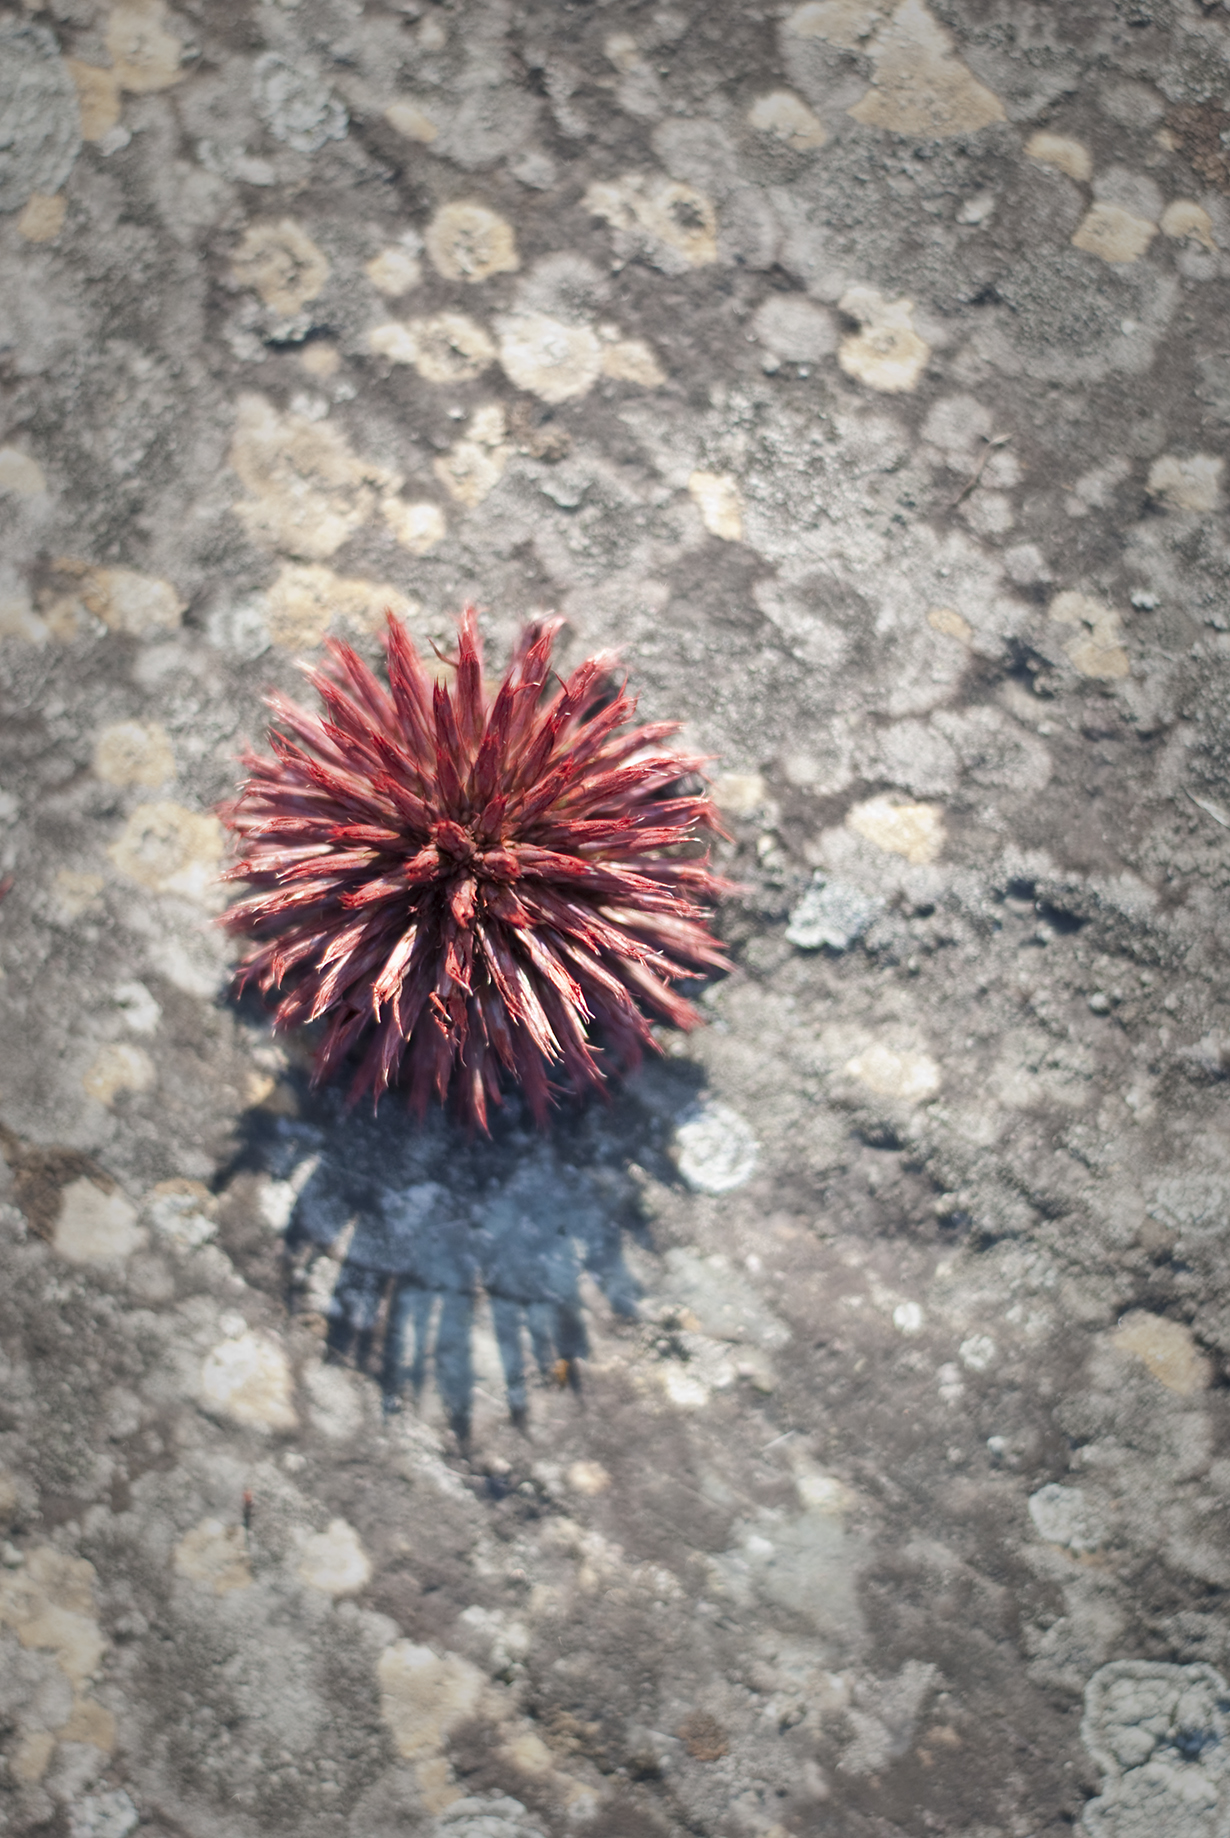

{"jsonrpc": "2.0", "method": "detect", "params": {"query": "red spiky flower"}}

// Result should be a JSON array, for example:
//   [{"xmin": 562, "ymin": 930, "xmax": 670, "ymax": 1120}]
[{"xmin": 220, "ymin": 608, "xmax": 731, "ymax": 1131}]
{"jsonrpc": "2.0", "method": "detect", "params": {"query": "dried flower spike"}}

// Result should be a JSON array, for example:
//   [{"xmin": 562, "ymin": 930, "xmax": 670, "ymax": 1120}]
[{"xmin": 221, "ymin": 608, "xmax": 731, "ymax": 1130}]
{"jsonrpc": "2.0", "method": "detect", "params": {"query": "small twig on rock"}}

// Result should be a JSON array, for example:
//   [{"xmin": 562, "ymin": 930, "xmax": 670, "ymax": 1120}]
[{"xmin": 949, "ymin": 433, "xmax": 1011, "ymax": 510}]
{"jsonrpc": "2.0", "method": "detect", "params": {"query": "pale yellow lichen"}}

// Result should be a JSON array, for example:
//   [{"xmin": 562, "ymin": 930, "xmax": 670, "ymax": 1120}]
[
  {"xmin": 82, "ymin": 1043, "xmax": 156, "ymax": 1107},
  {"xmin": 1071, "ymin": 203, "xmax": 1157, "ymax": 265},
  {"xmin": 263, "ymin": 562, "xmax": 403, "ymax": 648},
  {"xmin": 1049, "ymin": 591, "xmax": 1130, "ymax": 680},
  {"xmin": 584, "ymin": 174, "xmax": 718, "ymax": 267},
  {"xmin": 844, "ymin": 1042, "xmax": 940, "ymax": 1102},
  {"xmin": 107, "ymin": 800, "xmax": 225, "ymax": 898},
  {"xmin": 60, "ymin": 563, "xmax": 184, "ymax": 637},
  {"xmin": 711, "ymin": 772, "xmax": 767, "ymax": 816},
  {"xmin": 424, "ymin": 203, "xmax": 518, "ymax": 283},
  {"xmin": 384, "ymin": 100, "xmax": 439, "ymax": 143},
  {"xmin": 433, "ymin": 405, "xmax": 510, "ymax": 508},
  {"xmin": 378, "ymin": 1642, "xmax": 486, "ymax": 1761},
  {"xmin": 300, "ymin": 342, "xmax": 340, "ymax": 378},
  {"xmin": 51, "ymin": 870, "xmax": 105, "ymax": 922},
  {"xmin": 296, "ymin": 1520, "xmax": 372, "ymax": 1597},
  {"xmin": 365, "ymin": 246, "xmax": 423, "ymax": 296},
  {"xmin": 846, "ymin": 794, "xmax": 945, "ymax": 862},
  {"xmin": 230, "ymin": 395, "xmax": 400, "ymax": 560},
  {"xmin": 1112, "ymin": 1311, "xmax": 1211, "ymax": 1395},
  {"xmin": 747, "ymin": 90, "xmax": 829, "ymax": 150},
  {"xmin": 846, "ymin": 0, "xmax": 1006, "ymax": 139},
  {"xmin": 838, "ymin": 287, "xmax": 930, "ymax": 393},
  {"xmin": 599, "ymin": 338, "xmax": 666, "ymax": 387},
  {"xmin": 0, "ymin": 449, "xmax": 48, "ymax": 496},
  {"xmin": 106, "ymin": 0, "xmax": 183, "ymax": 93},
  {"xmin": 381, "ymin": 500, "xmax": 447, "ymax": 556},
  {"xmin": 927, "ymin": 606, "xmax": 972, "ymax": 643},
  {"xmin": 200, "ymin": 1330, "xmax": 298, "ymax": 1431},
  {"xmin": 786, "ymin": 1, "xmax": 884, "ymax": 48},
  {"xmin": 688, "ymin": 471, "xmax": 744, "ymax": 541},
  {"xmin": 369, "ymin": 312, "xmax": 496, "ymax": 383},
  {"xmin": 17, "ymin": 194, "xmax": 66, "ymax": 243},
  {"xmin": 496, "ymin": 314, "xmax": 603, "ymax": 404},
  {"xmin": 67, "ymin": 60, "xmax": 122, "ymax": 140},
  {"xmin": 231, "ymin": 220, "xmax": 330, "ymax": 317},
  {"xmin": 174, "ymin": 1519, "xmax": 253, "ymax": 1595},
  {"xmin": 94, "ymin": 719, "xmax": 175, "ymax": 788},
  {"xmin": 1159, "ymin": 199, "xmax": 1216, "ymax": 251},
  {"xmin": 1025, "ymin": 132, "xmax": 1092, "ymax": 183},
  {"xmin": 0, "ymin": 1547, "xmax": 115, "ymax": 1767},
  {"xmin": 54, "ymin": 1177, "xmax": 147, "ymax": 1260},
  {"xmin": 1147, "ymin": 452, "xmax": 1223, "ymax": 513}
]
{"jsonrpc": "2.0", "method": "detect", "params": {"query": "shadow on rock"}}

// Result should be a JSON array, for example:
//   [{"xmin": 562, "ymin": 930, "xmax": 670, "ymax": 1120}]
[{"xmin": 215, "ymin": 1054, "xmax": 706, "ymax": 1442}]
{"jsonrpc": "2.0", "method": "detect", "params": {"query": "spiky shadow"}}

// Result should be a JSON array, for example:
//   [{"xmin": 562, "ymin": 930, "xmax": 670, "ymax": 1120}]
[{"xmin": 220, "ymin": 1057, "xmax": 704, "ymax": 1441}]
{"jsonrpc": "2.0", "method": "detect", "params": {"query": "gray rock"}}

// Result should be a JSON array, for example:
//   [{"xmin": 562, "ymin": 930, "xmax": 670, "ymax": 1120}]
[{"xmin": 0, "ymin": 20, "xmax": 82, "ymax": 213}]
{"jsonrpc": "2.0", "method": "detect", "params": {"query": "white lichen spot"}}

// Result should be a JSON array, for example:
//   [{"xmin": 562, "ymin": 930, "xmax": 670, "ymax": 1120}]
[
  {"xmin": 927, "ymin": 606, "xmax": 972, "ymax": 644},
  {"xmin": 604, "ymin": 31, "xmax": 642, "ymax": 72},
  {"xmin": 105, "ymin": 0, "xmax": 183, "ymax": 93},
  {"xmin": 174, "ymin": 1519, "xmax": 253, "ymax": 1595},
  {"xmin": 1049, "ymin": 591, "xmax": 1129, "ymax": 681},
  {"xmin": 297, "ymin": 1520, "xmax": 372, "ymax": 1596},
  {"xmin": 687, "ymin": 471, "xmax": 744, "ymax": 541},
  {"xmin": 837, "ymin": 287, "xmax": 930, "ymax": 393},
  {"xmin": 377, "ymin": 1641, "xmax": 486, "ymax": 1760},
  {"xmin": 365, "ymin": 245, "xmax": 423, "ymax": 296},
  {"xmin": 229, "ymin": 394, "xmax": 401, "ymax": 560},
  {"xmin": 0, "ymin": 448, "xmax": 48, "ymax": 496},
  {"xmin": 747, "ymin": 90, "xmax": 829, "ymax": 150},
  {"xmin": 662, "ymin": 1368, "xmax": 711, "ymax": 1409},
  {"xmin": 845, "ymin": 0, "xmax": 1005, "ymax": 139},
  {"xmin": 0, "ymin": 1545, "xmax": 114, "ymax": 1767},
  {"xmin": 231, "ymin": 220, "xmax": 330, "ymax": 317},
  {"xmin": 82, "ymin": 1043, "xmax": 155, "ymax": 1108},
  {"xmin": 433, "ymin": 404, "xmax": 510, "ymax": 508},
  {"xmin": 424, "ymin": 203, "xmax": 518, "ymax": 283},
  {"xmin": 93, "ymin": 720, "xmax": 174, "ymax": 788},
  {"xmin": 1159, "ymin": 199, "xmax": 1217, "ymax": 252},
  {"xmin": 200, "ymin": 1330, "xmax": 298, "ymax": 1431},
  {"xmin": 1028, "ymin": 1483, "xmax": 1104, "ymax": 1553},
  {"xmin": 752, "ymin": 294, "xmax": 836, "ymax": 362},
  {"xmin": 384, "ymin": 100, "xmax": 439, "ymax": 144},
  {"xmin": 844, "ymin": 1043, "xmax": 940, "ymax": 1102},
  {"xmin": 144, "ymin": 1178, "xmax": 216, "ymax": 1247},
  {"xmin": 584, "ymin": 173, "xmax": 718, "ymax": 267},
  {"xmin": 53, "ymin": 1178, "xmax": 146, "ymax": 1262},
  {"xmin": 17, "ymin": 192, "xmax": 66, "ymax": 242},
  {"xmin": 1111, "ymin": 1311, "xmax": 1211, "ymax": 1395},
  {"xmin": 1071, "ymin": 203, "xmax": 1157, "ymax": 265},
  {"xmin": 262, "ymin": 562, "xmax": 404, "ymax": 647},
  {"xmin": 1025, "ymin": 132, "xmax": 1092, "ymax": 183},
  {"xmin": 303, "ymin": 1360, "xmax": 362, "ymax": 1439},
  {"xmin": 300, "ymin": 343, "xmax": 340, "ymax": 378},
  {"xmin": 495, "ymin": 314, "xmax": 603, "ymax": 404},
  {"xmin": 381, "ymin": 499, "xmax": 447, "ymax": 556},
  {"xmin": 107, "ymin": 800, "xmax": 224, "ymax": 898},
  {"xmin": 846, "ymin": 795, "xmax": 945, "ymax": 863},
  {"xmin": 599, "ymin": 338, "xmax": 666, "ymax": 387},
  {"xmin": 1146, "ymin": 453, "xmax": 1223, "ymax": 513},
  {"xmin": 370, "ymin": 312, "xmax": 496, "ymax": 383},
  {"xmin": 959, "ymin": 1334, "xmax": 996, "ymax": 1371},
  {"xmin": 67, "ymin": 60, "xmax": 121, "ymax": 140},
  {"xmin": 892, "ymin": 1301, "xmax": 924, "ymax": 1334},
  {"xmin": 674, "ymin": 1102, "xmax": 759, "ymax": 1194}
]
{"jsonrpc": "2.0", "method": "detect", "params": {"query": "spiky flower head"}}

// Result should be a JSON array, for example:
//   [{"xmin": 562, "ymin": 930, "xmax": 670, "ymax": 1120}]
[{"xmin": 221, "ymin": 608, "xmax": 730, "ymax": 1130}]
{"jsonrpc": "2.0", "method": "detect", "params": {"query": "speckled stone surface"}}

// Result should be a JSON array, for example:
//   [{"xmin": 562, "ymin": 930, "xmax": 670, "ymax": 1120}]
[{"xmin": 2, "ymin": 3, "xmax": 1230, "ymax": 1835}]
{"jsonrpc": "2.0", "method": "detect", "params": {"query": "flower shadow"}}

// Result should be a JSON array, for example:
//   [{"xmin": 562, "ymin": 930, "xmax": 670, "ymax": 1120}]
[{"xmin": 224, "ymin": 1059, "xmax": 706, "ymax": 1442}]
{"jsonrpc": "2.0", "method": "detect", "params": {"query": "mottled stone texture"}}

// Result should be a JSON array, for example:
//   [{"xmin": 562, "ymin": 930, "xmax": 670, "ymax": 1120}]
[{"xmin": 2, "ymin": 1, "xmax": 1230, "ymax": 1835}]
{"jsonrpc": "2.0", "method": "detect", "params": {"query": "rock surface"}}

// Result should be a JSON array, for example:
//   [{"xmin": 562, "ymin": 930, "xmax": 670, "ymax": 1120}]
[{"xmin": 2, "ymin": 1, "xmax": 1230, "ymax": 1835}]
